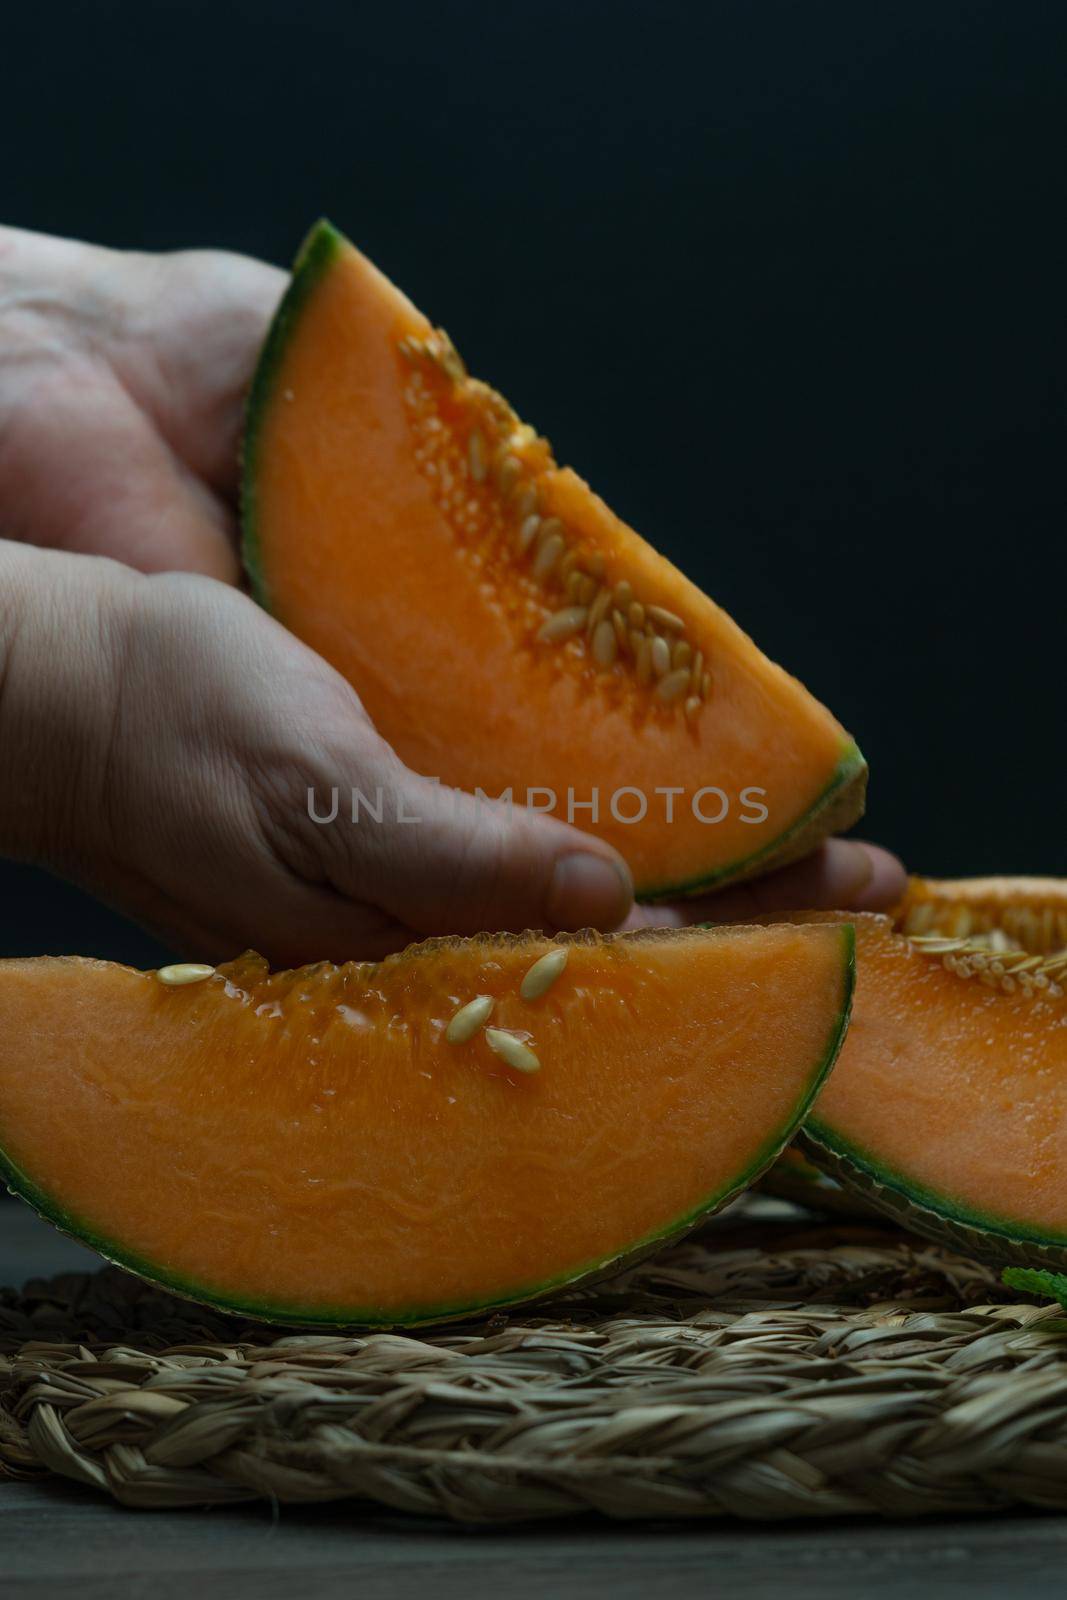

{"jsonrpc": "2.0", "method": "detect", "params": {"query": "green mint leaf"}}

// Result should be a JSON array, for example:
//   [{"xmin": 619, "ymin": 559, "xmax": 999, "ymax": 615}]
[{"xmin": 1002, "ymin": 1267, "xmax": 1067, "ymax": 1308}]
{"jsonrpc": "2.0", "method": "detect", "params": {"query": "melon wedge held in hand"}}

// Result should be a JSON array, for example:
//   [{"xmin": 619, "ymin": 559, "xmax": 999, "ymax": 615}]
[
  {"xmin": 242, "ymin": 220, "xmax": 865, "ymax": 898},
  {"xmin": 0, "ymin": 924, "xmax": 854, "ymax": 1326},
  {"xmin": 795, "ymin": 888, "xmax": 1067, "ymax": 1269}
]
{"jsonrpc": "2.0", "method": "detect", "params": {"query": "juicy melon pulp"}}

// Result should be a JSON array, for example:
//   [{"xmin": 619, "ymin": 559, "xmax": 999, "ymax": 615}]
[
  {"xmin": 794, "ymin": 890, "xmax": 1067, "ymax": 1266},
  {"xmin": 242, "ymin": 220, "xmax": 865, "ymax": 899},
  {"xmin": 0, "ymin": 925, "xmax": 853, "ymax": 1325}
]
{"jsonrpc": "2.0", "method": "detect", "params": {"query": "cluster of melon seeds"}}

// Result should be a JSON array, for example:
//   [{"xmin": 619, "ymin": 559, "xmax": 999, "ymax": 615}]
[
  {"xmin": 398, "ymin": 331, "xmax": 710, "ymax": 722},
  {"xmin": 897, "ymin": 886, "xmax": 1067, "ymax": 996},
  {"xmin": 907, "ymin": 934, "xmax": 1067, "ymax": 999},
  {"xmin": 443, "ymin": 947, "xmax": 571, "ymax": 1072},
  {"xmin": 900, "ymin": 896, "xmax": 1067, "ymax": 955}
]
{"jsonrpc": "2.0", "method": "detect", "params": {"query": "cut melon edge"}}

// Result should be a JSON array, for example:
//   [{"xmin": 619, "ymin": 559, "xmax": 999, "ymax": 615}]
[
  {"xmin": 638, "ymin": 741, "xmax": 867, "ymax": 901},
  {"xmin": 241, "ymin": 217, "xmax": 346, "ymax": 607}
]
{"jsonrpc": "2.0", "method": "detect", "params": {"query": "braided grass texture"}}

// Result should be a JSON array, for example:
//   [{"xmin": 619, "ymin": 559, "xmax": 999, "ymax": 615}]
[{"xmin": 2, "ymin": 1211, "xmax": 1066, "ymax": 1522}]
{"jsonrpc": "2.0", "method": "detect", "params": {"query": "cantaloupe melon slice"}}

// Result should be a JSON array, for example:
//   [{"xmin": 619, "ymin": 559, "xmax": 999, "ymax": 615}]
[
  {"xmin": 0, "ymin": 924, "xmax": 853, "ymax": 1326},
  {"xmin": 794, "ymin": 889, "xmax": 1067, "ymax": 1268},
  {"xmin": 242, "ymin": 220, "xmax": 865, "ymax": 899}
]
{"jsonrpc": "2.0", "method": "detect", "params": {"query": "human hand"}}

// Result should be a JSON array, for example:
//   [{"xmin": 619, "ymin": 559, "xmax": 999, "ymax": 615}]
[
  {"xmin": 0, "ymin": 544, "xmax": 634, "ymax": 961},
  {"xmin": 0, "ymin": 224, "xmax": 905, "ymax": 954},
  {"xmin": 0, "ymin": 223, "xmax": 284, "ymax": 583},
  {"xmin": 1, "ymin": 541, "xmax": 903, "ymax": 963}
]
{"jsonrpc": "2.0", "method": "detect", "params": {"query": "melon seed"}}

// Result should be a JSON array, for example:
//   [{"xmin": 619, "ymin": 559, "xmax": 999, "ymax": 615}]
[
  {"xmin": 533, "ymin": 533, "xmax": 565, "ymax": 581},
  {"xmin": 650, "ymin": 635, "xmax": 671, "ymax": 678},
  {"xmin": 520, "ymin": 947, "xmax": 569, "ymax": 1000},
  {"xmin": 485, "ymin": 1028, "xmax": 541, "ymax": 1074},
  {"xmin": 157, "ymin": 963, "xmax": 215, "ymax": 987},
  {"xmin": 657, "ymin": 668, "xmax": 691, "ymax": 703},
  {"xmin": 684, "ymin": 694, "xmax": 702, "ymax": 720},
  {"xmin": 512, "ymin": 483, "xmax": 539, "ymax": 520},
  {"xmin": 672, "ymin": 639, "xmax": 692, "ymax": 671},
  {"xmin": 495, "ymin": 454, "xmax": 522, "ymax": 495},
  {"xmin": 587, "ymin": 587, "xmax": 611, "ymax": 635},
  {"xmin": 467, "ymin": 430, "xmax": 487, "ymax": 483},
  {"xmin": 592, "ymin": 618, "xmax": 618, "ymax": 666},
  {"xmin": 647, "ymin": 605, "xmax": 684, "ymax": 634},
  {"xmin": 518, "ymin": 514, "xmax": 542, "ymax": 552},
  {"xmin": 628, "ymin": 601, "xmax": 645, "ymax": 630},
  {"xmin": 446, "ymin": 994, "xmax": 495, "ymax": 1043},
  {"xmin": 539, "ymin": 606, "xmax": 588, "ymax": 643}
]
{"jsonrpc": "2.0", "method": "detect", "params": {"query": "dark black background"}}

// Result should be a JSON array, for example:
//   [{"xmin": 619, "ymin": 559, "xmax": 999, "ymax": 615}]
[{"xmin": 2, "ymin": 0, "xmax": 1064, "ymax": 964}]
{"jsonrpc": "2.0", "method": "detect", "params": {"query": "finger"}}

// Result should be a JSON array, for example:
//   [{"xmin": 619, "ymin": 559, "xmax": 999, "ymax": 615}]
[
  {"xmin": 623, "ymin": 840, "xmax": 907, "ymax": 931},
  {"xmin": 127, "ymin": 868, "xmax": 416, "ymax": 968},
  {"xmin": 1, "ymin": 363, "xmax": 240, "ymax": 581},
  {"xmin": 311, "ymin": 758, "xmax": 635, "ymax": 939}
]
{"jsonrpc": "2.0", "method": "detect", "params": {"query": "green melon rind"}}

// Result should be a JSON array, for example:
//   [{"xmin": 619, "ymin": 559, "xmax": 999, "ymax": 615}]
[
  {"xmin": 239, "ymin": 218, "xmax": 867, "ymax": 901},
  {"xmin": 0, "ymin": 926, "xmax": 855, "ymax": 1329},
  {"xmin": 758, "ymin": 1146, "xmax": 883, "ymax": 1221},
  {"xmin": 799, "ymin": 1119, "xmax": 1067, "ymax": 1272},
  {"xmin": 241, "ymin": 217, "xmax": 345, "ymax": 611},
  {"xmin": 638, "ymin": 742, "xmax": 867, "ymax": 902}
]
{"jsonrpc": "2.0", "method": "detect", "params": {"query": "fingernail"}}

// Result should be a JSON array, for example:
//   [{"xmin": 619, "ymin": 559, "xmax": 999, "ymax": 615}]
[{"xmin": 547, "ymin": 851, "xmax": 634, "ymax": 931}]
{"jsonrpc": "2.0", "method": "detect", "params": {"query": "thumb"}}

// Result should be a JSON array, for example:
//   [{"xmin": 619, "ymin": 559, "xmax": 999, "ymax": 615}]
[{"xmin": 319, "ymin": 757, "xmax": 635, "ymax": 938}]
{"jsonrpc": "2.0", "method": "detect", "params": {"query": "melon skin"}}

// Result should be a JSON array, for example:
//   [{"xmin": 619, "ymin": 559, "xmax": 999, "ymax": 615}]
[
  {"xmin": 758, "ymin": 1145, "xmax": 880, "ymax": 1221},
  {"xmin": 242, "ymin": 220, "xmax": 867, "ymax": 902},
  {"xmin": 792, "ymin": 901, "xmax": 1067, "ymax": 1273},
  {"xmin": 242, "ymin": 219, "xmax": 341, "ymax": 606},
  {"xmin": 649, "ymin": 746, "xmax": 866, "ymax": 903},
  {"xmin": 0, "ymin": 926, "xmax": 855, "ymax": 1328},
  {"xmin": 797, "ymin": 1126, "xmax": 1067, "ymax": 1271}
]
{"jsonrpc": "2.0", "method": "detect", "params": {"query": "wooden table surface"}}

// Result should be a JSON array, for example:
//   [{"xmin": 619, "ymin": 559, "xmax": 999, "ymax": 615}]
[{"xmin": 2, "ymin": 1197, "xmax": 1065, "ymax": 1600}]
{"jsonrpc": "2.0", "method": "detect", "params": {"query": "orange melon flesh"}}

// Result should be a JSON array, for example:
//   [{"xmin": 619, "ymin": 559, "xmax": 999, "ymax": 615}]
[
  {"xmin": 799, "ymin": 911, "xmax": 1067, "ymax": 1258},
  {"xmin": 0, "ymin": 924, "xmax": 853, "ymax": 1325},
  {"xmin": 243, "ymin": 221, "xmax": 865, "ymax": 898}
]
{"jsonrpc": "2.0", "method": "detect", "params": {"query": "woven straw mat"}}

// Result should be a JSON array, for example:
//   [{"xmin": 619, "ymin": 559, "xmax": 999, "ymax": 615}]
[{"xmin": 3, "ymin": 1203, "xmax": 1067, "ymax": 1522}]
